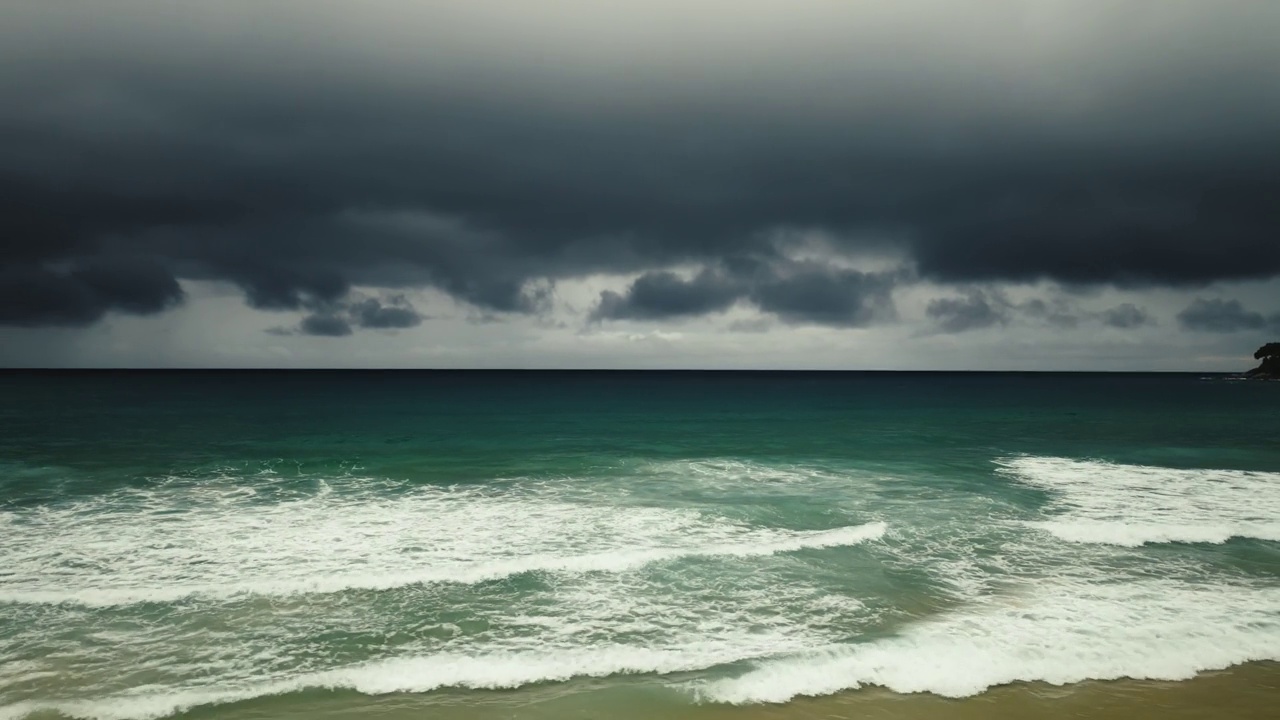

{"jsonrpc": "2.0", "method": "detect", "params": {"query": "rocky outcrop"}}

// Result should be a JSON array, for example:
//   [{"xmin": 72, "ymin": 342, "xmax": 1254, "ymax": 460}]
[{"xmin": 1247, "ymin": 342, "xmax": 1280, "ymax": 379}]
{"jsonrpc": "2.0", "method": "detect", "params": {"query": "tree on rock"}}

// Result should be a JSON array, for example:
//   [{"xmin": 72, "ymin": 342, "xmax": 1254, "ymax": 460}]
[{"xmin": 1249, "ymin": 342, "xmax": 1280, "ymax": 378}]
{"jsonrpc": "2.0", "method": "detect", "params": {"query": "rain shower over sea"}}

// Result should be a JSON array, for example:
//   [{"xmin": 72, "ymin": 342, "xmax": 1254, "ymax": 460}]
[{"xmin": 1, "ymin": 371, "xmax": 1277, "ymax": 720}]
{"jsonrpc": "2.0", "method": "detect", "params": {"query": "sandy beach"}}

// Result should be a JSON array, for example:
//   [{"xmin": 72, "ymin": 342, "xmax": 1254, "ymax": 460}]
[{"xmin": 154, "ymin": 662, "xmax": 1280, "ymax": 720}]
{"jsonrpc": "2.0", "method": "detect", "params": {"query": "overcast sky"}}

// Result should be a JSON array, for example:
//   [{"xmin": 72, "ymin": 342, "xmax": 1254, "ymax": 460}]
[{"xmin": 2, "ymin": 1, "xmax": 1277, "ymax": 369}]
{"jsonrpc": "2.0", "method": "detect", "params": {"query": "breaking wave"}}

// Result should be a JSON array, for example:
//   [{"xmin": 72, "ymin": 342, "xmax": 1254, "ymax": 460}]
[
  {"xmin": 0, "ymin": 474, "xmax": 883, "ymax": 607},
  {"xmin": 997, "ymin": 456, "xmax": 1280, "ymax": 546}
]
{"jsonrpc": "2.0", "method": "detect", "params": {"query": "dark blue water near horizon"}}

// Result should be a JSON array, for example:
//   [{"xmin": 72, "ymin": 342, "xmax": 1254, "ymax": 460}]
[{"xmin": 3, "ymin": 370, "xmax": 1276, "ymax": 478}]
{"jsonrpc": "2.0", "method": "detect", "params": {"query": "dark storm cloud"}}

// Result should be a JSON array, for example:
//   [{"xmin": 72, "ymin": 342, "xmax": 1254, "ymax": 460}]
[
  {"xmin": 1176, "ymin": 298, "xmax": 1280, "ymax": 333},
  {"xmin": 299, "ymin": 313, "xmax": 353, "ymax": 337},
  {"xmin": 0, "ymin": 258, "xmax": 183, "ymax": 327},
  {"xmin": 592, "ymin": 270, "xmax": 742, "ymax": 321},
  {"xmin": 909, "ymin": 181, "xmax": 1280, "ymax": 287},
  {"xmin": 2, "ymin": 1, "xmax": 1279, "ymax": 330},
  {"xmin": 353, "ymin": 297, "xmax": 423, "ymax": 329},
  {"xmin": 270, "ymin": 294, "xmax": 424, "ymax": 336},
  {"xmin": 749, "ymin": 267, "xmax": 896, "ymax": 328},
  {"xmin": 591, "ymin": 260, "xmax": 897, "ymax": 327},
  {"xmin": 238, "ymin": 271, "xmax": 349, "ymax": 312}
]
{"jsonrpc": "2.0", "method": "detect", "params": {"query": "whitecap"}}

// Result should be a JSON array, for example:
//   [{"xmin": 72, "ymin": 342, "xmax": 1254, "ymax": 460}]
[
  {"xmin": 997, "ymin": 455, "xmax": 1280, "ymax": 546},
  {"xmin": 698, "ymin": 576, "xmax": 1280, "ymax": 703},
  {"xmin": 0, "ymin": 477, "xmax": 883, "ymax": 607}
]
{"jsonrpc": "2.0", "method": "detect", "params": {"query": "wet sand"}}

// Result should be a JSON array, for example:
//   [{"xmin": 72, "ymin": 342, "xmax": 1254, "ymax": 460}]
[
  {"xmin": 176, "ymin": 661, "xmax": 1280, "ymax": 720},
  {"xmin": 694, "ymin": 662, "xmax": 1280, "ymax": 720}
]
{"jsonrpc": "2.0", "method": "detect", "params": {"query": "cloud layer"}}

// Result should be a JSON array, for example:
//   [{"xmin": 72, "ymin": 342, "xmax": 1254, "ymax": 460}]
[{"xmin": 0, "ymin": 1, "xmax": 1277, "ymax": 369}]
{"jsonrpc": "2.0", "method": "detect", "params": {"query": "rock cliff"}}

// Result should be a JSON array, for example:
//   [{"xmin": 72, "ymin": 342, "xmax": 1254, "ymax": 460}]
[{"xmin": 1247, "ymin": 342, "xmax": 1280, "ymax": 379}]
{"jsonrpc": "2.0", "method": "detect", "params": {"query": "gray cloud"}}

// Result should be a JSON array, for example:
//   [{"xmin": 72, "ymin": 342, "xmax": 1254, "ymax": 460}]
[
  {"xmin": 1177, "ymin": 298, "xmax": 1279, "ymax": 333},
  {"xmin": 927, "ymin": 291, "xmax": 1009, "ymax": 333},
  {"xmin": 929, "ymin": 292, "xmax": 1160, "ymax": 334},
  {"xmin": 592, "ymin": 270, "xmax": 741, "ymax": 321},
  {"xmin": 1018, "ymin": 298, "xmax": 1079, "ymax": 329},
  {"xmin": 1, "ymin": 1, "xmax": 1278, "ymax": 338},
  {"xmin": 1100, "ymin": 303, "xmax": 1152, "ymax": 329},
  {"xmin": 270, "ymin": 294, "xmax": 424, "ymax": 337},
  {"xmin": 727, "ymin": 318, "xmax": 773, "ymax": 333},
  {"xmin": 299, "ymin": 314, "xmax": 353, "ymax": 337},
  {"xmin": 591, "ymin": 260, "xmax": 897, "ymax": 327},
  {"xmin": 353, "ymin": 297, "xmax": 423, "ymax": 329},
  {"xmin": 238, "ymin": 271, "xmax": 350, "ymax": 312},
  {"xmin": 749, "ymin": 267, "xmax": 896, "ymax": 328}
]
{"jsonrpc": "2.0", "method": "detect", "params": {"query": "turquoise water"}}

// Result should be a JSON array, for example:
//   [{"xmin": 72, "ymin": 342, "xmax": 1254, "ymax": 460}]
[{"xmin": 0, "ymin": 372, "xmax": 1277, "ymax": 719}]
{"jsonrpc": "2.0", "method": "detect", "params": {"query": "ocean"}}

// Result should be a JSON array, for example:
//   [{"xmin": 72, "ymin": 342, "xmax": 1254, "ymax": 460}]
[{"xmin": 0, "ymin": 371, "xmax": 1277, "ymax": 719}]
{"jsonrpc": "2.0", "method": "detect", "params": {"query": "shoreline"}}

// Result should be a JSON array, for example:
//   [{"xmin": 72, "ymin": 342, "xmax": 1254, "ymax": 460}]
[
  {"xmin": 9, "ymin": 661, "xmax": 1278, "ymax": 720},
  {"xmin": 239, "ymin": 661, "xmax": 1280, "ymax": 720}
]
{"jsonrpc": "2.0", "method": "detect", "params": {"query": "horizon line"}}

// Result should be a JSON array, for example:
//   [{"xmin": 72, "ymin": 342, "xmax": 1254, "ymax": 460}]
[{"xmin": 0, "ymin": 367, "xmax": 1244, "ymax": 374}]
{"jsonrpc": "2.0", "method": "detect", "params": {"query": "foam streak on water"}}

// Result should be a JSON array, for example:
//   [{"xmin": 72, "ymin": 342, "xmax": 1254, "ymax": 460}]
[
  {"xmin": 0, "ymin": 477, "xmax": 883, "ymax": 607},
  {"xmin": 699, "ymin": 579, "xmax": 1280, "ymax": 703},
  {"xmin": 999, "ymin": 456, "xmax": 1280, "ymax": 546},
  {"xmin": 0, "ymin": 640, "xmax": 805, "ymax": 720}
]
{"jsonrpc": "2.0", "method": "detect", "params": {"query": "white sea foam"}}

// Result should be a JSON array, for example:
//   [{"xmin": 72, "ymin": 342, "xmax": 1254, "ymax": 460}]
[
  {"xmin": 997, "ymin": 455, "xmax": 1280, "ymax": 546},
  {"xmin": 641, "ymin": 459, "xmax": 852, "ymax": 488},
  {"xmin": 8, "ymin": 574, "xmax": 1275, "ymax": 719},
  {"xmin": 699, "ymin": 454, "xmax": 1280, "ymax": 703},
  {"xmin": 699, "ymin": 576, "xmax": 1280, "ymax": 703},
  {"xmin": 0, "ymin": 638, "xmax": 798, "ymax": 720},
  {"xmin": 5, "ymin": 454, "xmax": 1276, "ymax": 717},
  {"xmin": 0, "ymin": 527, "xmax": 869, "ymax": 718},
  {"xmin": 0, "ymin": 477, "xmax": 883, "ymax": 607}
]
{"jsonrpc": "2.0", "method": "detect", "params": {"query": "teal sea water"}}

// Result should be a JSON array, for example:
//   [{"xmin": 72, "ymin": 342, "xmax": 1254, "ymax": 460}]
[{"xmin": 1, "ymin": 371, "xmax": 1277, "ymax": 719}]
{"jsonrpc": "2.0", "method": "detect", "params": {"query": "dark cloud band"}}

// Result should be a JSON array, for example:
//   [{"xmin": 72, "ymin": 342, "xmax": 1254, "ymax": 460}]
[
  {"xmin": 1, "ymin": 2, "xmax": 1278, "ymax": 330},
  {"xmin": 591, "ymin": 261, "xmax": 898, "ymax": 328},
  {"xmin": 0, "ymin": 258, "xmax": 183, "ymax": 327}
]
